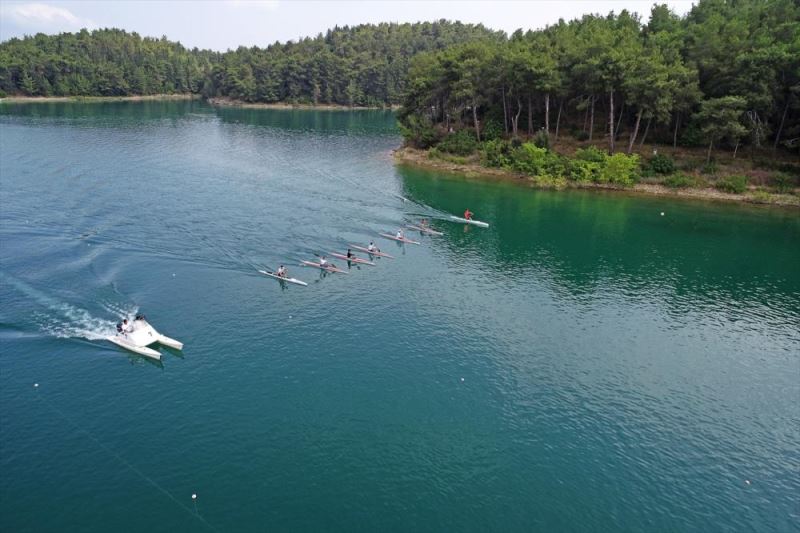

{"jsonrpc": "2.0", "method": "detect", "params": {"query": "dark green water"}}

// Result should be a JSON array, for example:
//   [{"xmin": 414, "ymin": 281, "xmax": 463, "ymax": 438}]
[{"xmin": 1, "ymin": 101, "xmax": 798, "ymax": 532}]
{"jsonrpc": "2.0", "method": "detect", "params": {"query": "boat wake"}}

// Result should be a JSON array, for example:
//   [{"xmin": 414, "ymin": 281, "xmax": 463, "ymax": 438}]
[{"xmin": 2, "ymin": 272, "xmax": 135, "ymax": 342}]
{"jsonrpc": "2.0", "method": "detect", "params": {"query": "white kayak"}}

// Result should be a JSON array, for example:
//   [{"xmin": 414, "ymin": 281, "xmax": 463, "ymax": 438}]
[
  {"xmin": 379, "ymin": 233, "xmax": 421, "ymax": 245},
  {"xmin": 450, "ymin": 215, "xmax": 489, "ymax": 228},
  {"xmin": 107, "ymin": 316, "xmax": 183, "ymax": 360},
  {"xmin": 300, "ymin": 260, "xmax": 349, "ymax": 274},
  {"xmin": 258, "ymin": 269, "xmax": 308, "ymax": 286},
  {"xmin": 407, "ymin": 224, "xmax": 444, "ymax": 236},
  {"xmin": 349, "ymin": 245, "xmax": 394, "ymax": 258}
]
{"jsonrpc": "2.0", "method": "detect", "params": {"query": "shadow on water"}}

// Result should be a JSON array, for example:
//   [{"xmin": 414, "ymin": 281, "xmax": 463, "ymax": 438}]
[
  {"xmin": 398, "ymin": 165, "xmax": 800, "ymax": 314},
  {"xmin": 212, "ymin": 105, "xmax": 398, "ymax": 134},
  {"xmin": 0, "ymin": 99, "xmax": 208, "ymax": 123}
]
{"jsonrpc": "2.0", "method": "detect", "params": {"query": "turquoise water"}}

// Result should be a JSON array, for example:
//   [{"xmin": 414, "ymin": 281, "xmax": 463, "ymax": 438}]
[{"xmin": 1, "ymin": 101, "xmax": 798, "ymax": 532}]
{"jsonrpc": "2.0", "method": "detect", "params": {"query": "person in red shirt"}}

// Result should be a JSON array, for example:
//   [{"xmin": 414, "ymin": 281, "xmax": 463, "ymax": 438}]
[{"xmin": 463, "ymin": 209, "xmax": 473, "ymax": 220}]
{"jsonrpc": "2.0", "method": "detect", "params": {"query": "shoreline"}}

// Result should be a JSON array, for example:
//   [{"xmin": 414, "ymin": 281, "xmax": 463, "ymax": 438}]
[
  {"xmin": 208, "ymin": 97, "xmax": 397, "ymax": 111},
  {"xmin": 0, "ymin": 94, "xmax": 200, "ymax": 104},
  {"xmin": 393, "ymin": 147, "xmax": 800, "ymax": 208}
]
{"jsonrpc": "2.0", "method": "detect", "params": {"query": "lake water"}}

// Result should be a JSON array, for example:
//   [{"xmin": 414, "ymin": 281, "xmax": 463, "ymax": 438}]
[{"xmin": 1, "ymin": 101, "xmax": 798, "ymax": 532}]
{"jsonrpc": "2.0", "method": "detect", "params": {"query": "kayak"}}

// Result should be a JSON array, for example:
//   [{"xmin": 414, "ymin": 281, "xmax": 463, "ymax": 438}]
[
  {"xmin": 106, "ymin": 316, "xmax": 183, "ymax": 360},
  {"xmin": 330, "ymin": 252, "xmax": 375, "ymax": 266},
  {"xmin": 258, "ymin": 269, "xmax": 308, "ymax": 286},
  {"xmin": 348, "ymin": 245, "xmax": 394, "ymax": 258},
  {"xmin": 300, "ymin": 260, "xmax": 349, "ymax": 274},
  {"xmin": 450, "ymin": 215, "xmax": 489, "ymax": 228},
  {"xmin": 379, "ymin": 233, "xmax": 421, "ymax": 245},
  {"xmin": 407, "ymin": 224, "xmax": 444, "ymax": 236}
]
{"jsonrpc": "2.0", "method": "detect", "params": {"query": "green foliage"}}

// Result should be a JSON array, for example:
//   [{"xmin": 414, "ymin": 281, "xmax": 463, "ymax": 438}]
[
  {"xmin": 700, "ymin": 162, "xmax": 718, "ymax": 175},
  {"xmin": 663, "ymin": 173, "xmax": 694, "ymax": 188},
  {"xmin": 438, "ymin": 129, "xmax": 478, "ymax": 155},
  {"xmin": 482, "ymin": 139, "xmax": 512, "ymax": 168},
  {"xmin": 509, "ymin": 143, "xmax": 550, "ymax": 174},
  {"xmin": 569, "ymin": 159, "xmax": 602, "ymax": 182},
  {"xmin": 714, "ymin": 174, "xmax": 748, "ymax": 194},
  {"xmin": 599, "ymin": 153, "xmax": 640, "ymax": 186},
  {"xmin": 574, "ymin": 146, "xmax": 606, "ymax": 163},
  {"xmin": 532, "ymin": 130, "xmax": 550, "ymax": 149},
  {"xmin": 482, "ymin": 119, "xmax": 503, "ymax": 141},
  {"xmin": 771, "ymin": 172, "xmax": 796, "ymax": 194},
  {"xmin": 0, "ymin": 29, "xmax": 212, "ymax": 97},
  {"xmin": 398, "ymin": 115, "xmax": 440, "ymax": 148},
  {"xmin": 647, "ymin": 153, "xmax": 676, "ymax": 175}
]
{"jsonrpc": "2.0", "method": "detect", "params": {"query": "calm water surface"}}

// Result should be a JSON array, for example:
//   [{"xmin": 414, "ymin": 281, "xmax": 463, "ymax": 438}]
[{"xmin": 1, "ymin": 101, "xmax": 798, "ymax": 532}]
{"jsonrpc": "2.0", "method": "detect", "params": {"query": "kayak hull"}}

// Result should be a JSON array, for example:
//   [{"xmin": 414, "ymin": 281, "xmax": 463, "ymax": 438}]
[
  {"xmin": 349, "ymin": 245, "xmax": 394, "ymax": 258},
  {"xmin": 258, "ymin": 270, "xmax": 308, "ymax": 286},
  {"xmin": 300, "ymin": 260, "xmax": 349, "ymax": 274},
  {"xmin": 407, "ymin": 224, "xmax": 443, "ymax": 236},
  {"xmin": 379, "ymin": 233, "xmax": 421, "ymax": 245},
  {"xmin": 330, "ymin": 252, "xmax": 375, "ymax": 266},
  {"xmin": 450, "ymin": 215, "xmax": 489, "ymax": 228}
]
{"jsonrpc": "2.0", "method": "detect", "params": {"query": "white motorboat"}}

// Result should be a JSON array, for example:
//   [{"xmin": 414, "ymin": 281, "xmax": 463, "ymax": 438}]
[{"xmin": 107, "ymin": 314, "xmax": 183, "ymax": 360}]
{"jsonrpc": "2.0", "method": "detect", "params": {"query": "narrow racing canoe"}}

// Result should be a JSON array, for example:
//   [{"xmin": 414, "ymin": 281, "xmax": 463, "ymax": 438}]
[
  {"xmin": 379, "ymin": 233, "xmax": 421, "ymax": 245},
  {"xmin": 407, "ymin": 224, "xmax": 444, "ymax": 236},
  {"xmin": 449, "ymin": 215, "xmax": 489, "ymax": 228},
  {"xmin": 300, "ymin": 260, "xmax": 349, "ymax": 274},
  {"xmin": 258, "ymin": 269, "xmax": 308, "ymax": 286},
  {"xmin": 348, "ymin": 245, "xmax": 394, "ymax": 258},
  {"xmin": 330, "ymin": 252, "xmax": 375, "ymax": 266}
]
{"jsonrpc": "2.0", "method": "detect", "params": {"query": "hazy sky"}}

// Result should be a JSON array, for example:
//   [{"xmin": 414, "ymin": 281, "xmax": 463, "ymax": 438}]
[{"xmin": 0, "ymin": 0, "xmax": 695, "ymax": 51}]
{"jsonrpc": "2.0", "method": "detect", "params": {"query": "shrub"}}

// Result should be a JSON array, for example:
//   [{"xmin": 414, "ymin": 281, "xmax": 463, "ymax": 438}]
[
  {"xmin": 569, "ymin": 160, "xmax": 602, "ymax": 182},
  {"xmin": 482, "ymin": 119, "xmax": 503, "ymax": 142},
  {"xmin": 574, "ymin": 146, "xmax": 606, "ymax": 163},
  {"xmin": 533, "ymin": 130, "xmax": 550, "ymax": 149},
  {"xmin": 771, "ymin": 172, "xmax": 796, "ymax": 194},
  {"xmin": 438, "ymin": 129, "xmax": 478, "ymax": 156},
  {"xmin": 647, "ymin": 154, "xmax": 676, "ymax": 175},
  {"xmin": 701, "ymin": 161, "xmax": 718, "ymax": 175},
  {"xmin": 599, "ymin": 153, "xmax": 640, "ymax": 186},
  {"xmin": 482, "ymin": 139, "xmax": 512, "ymax": 168},
  {"xmin": 663, "ymin": 173, "xmax": 694, "ymax": 188},
  {"xmin": 575, "ymin": 130, "xmax": 590, "ymax": 141},
  {"xmin": 714, "ymin": 174, "xmax": 748, "ymax": 194},
  {"xmin": 510, "ymin": 143, "xmax": 550, "ymax": 174},
  {"xmin": 398, "ymin": 115, "xmax": 440, "ymax": 149}
]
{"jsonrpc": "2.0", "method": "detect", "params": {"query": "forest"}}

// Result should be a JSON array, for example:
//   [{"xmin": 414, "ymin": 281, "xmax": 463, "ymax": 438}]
[
  {"xmin": 0, "ymin": 21, "xmax": 501, "ymax": 106},
  {"xmin": 399, "ymin": 0, "xmax": 798, "ymax": 159},
  {"xmin": 0, "ymin": 1, "xmax": 798, "ymax": 196}
]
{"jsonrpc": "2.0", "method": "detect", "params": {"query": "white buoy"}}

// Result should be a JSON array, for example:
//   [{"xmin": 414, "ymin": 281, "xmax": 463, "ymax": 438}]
[
  {"xmin": 172, "ymin": 273, "xmax": 176, "ymax": 277},
  {"xmin": 289, "ymin": 315, "xmax": 292, "ymax": 319},
  {"xmin": 34, "ymin": 383, "xmax": 39, "ymax": 388},
  {"xmin": 192, "ymin": 493, "xmax": 197, "ymax": 500},
  {"xmin": 460, "ymin": 378, "xmax": 465, "ymax": 382},
  {"xmin": 660, "ymin": 212, "xmax": 665, "ymax": 216},
  {"xmin": 745, "ymin": 480, "xmax": 751, "ymax": 485}
]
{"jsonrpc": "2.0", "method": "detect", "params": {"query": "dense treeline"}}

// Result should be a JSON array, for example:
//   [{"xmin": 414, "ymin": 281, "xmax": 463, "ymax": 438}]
[
  {"xmin": 399, "ymin": 0, "xmax": 800, "ymax": 157},
  {"xmin": 0, "ymin": 29, "xmax": 217, "ymax": 96},
  {"xmin": 205, "ymin": 22, "xmax": 502, "ymax": 106},
  {"xmin": 0, "ymin": 21, "xmax": 501, "ymax": 106}
]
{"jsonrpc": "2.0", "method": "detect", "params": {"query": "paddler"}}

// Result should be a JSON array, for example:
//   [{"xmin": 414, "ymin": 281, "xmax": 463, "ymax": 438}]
[
  {"xmin": 346, "ymin": 249, "xmax": 355, "ymax": 260},
  {"xmin": 276, "ymin": 265, "xmax": 287, "ymax": 278},
  {"xmin": 367, "ymin": 241, "xmax": 379, "ymax": 253},
  {"xmin": 396, "ymin": 228, "xmax": 405, "ymax": 240},
  {"xmin": 463, "ymin": 209, "xmax": 473, "ymax": 221},
  {"xmin": 420, "ymin": 218, "xmax": 429, "ymax": 228}
]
